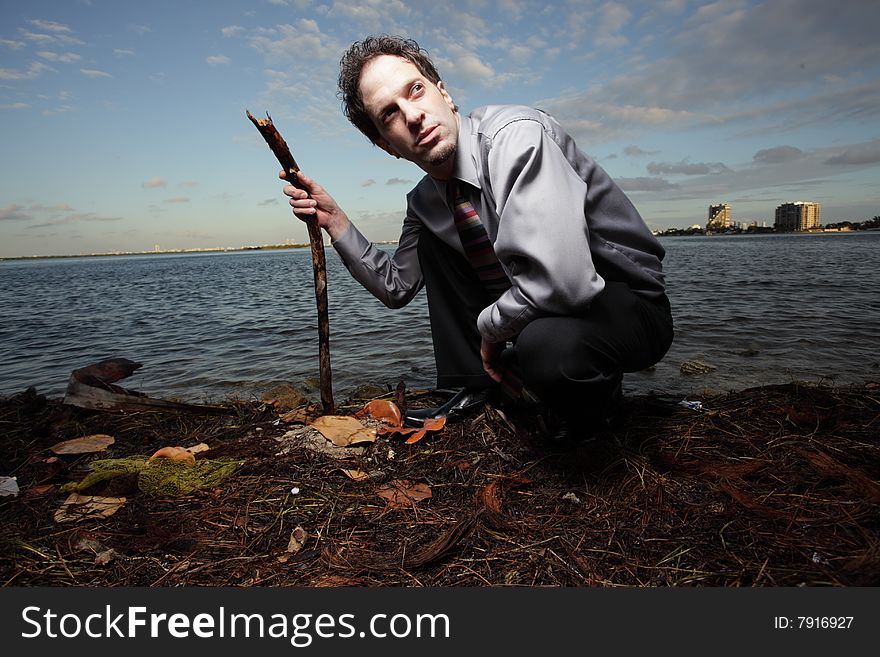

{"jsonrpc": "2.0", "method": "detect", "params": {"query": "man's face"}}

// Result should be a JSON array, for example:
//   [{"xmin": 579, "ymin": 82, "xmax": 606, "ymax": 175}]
[{"xmin": 359, "ymin": 55, "xmax": 459, "ymax": 179}]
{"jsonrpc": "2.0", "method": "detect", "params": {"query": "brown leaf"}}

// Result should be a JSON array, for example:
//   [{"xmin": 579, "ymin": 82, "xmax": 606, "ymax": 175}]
[
  {"xmin": 287, "ymin": 526, "xmax": 307, "ymax": 553},
  {"xmin": 54, "ymin": 494, "xmax": 126, "ymax": 523},
  {"xmin": 377, "ymin": 416, "xmax": 446, "ymax": 444},
  {"xmin": 340, "ymin": 468, "xmax": 371, "ymax": 481},
  {"xmin": 376, "ymin": 479, "xmax": 432, "ymax": 509},
  {"xmin": 50, "ymin": 434, "xmax": 115, "ymax": 455},
  {"xmin": 310, "ymin": 416, "xmax": 377, "ymax": 446},
  {"xmin": 354, "ymin": 399, "xmax": 402, "ymax": 425}
]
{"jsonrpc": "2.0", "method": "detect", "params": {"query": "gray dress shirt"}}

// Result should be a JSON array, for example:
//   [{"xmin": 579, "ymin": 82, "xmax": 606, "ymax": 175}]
[{"xmin": 333, "ymin": 104, "xmax": 666, "ymax": 343}]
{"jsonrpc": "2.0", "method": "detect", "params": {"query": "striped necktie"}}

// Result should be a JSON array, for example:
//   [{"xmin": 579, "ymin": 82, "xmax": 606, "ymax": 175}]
[
  {"xmin": 450, "ymin": 182, "xmax": 510, "ymax": 299},
  {"xmin": 450, "ymin": 181, "xmax": 523, "ymax": 399}
]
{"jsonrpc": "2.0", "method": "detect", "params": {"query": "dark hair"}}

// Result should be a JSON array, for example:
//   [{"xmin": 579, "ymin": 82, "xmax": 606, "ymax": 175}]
[{"xmin": 338, "ymin": 35, "xmax": 443, "ymax": 144}]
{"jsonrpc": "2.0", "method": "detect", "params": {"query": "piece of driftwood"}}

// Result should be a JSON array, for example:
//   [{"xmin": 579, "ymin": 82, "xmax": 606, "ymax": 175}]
[
  {"xmin": 247, "ymin": 110, "xmax": 334, "ymax": 414},
  {"xmin": 63, "ymin": 358, "xmax": 229, "ymax": 415}
]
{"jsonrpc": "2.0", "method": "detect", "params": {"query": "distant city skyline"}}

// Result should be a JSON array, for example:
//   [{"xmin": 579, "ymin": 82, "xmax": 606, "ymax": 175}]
[{"xmin": 1, "ymin": 0, "xmax": 879, "ymax": 258}]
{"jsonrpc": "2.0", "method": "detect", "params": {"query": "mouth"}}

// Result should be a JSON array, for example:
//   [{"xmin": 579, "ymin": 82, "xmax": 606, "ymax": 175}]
[{"xmin": 417, "ymin": 125, "xmax": 439, "ymax": 146}]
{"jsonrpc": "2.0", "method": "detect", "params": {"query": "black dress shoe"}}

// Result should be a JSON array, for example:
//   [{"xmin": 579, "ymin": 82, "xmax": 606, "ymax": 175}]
[
  {"xmin": 546, "ymin": 382, "xmax": 623, "ymax": 447},
  {"xmin": 404, "ymin": 387, "xmax": 492, "ymax": 426}
]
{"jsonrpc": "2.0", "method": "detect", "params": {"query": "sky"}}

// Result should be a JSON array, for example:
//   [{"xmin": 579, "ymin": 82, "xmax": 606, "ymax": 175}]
[{"xmin": 1, "ymin": 0, "xmax": 879, "ymax": 257}]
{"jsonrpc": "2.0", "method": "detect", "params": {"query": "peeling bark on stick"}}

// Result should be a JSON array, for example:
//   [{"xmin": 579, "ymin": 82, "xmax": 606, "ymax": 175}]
[{"xmin": 247, "ymin": 110, "xmax": 334, "ymax": 414}]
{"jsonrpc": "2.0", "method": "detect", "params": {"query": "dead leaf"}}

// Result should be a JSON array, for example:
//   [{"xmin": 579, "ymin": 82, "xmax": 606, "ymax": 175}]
[
  {"xmin": 278, "ymin": 427, "xmax": 367, "ymax": 459},
  {"xmin": 340, "ymin": 468, "xmax": 371, "ymax": 481},
  {"xmin": 94, "ymin": 549, "xmax": 116, "ymax": 566},
  {"xmin": 50, "ymin": 434, "xmax": 115, "ymax": 455},
  {"xmin": 310, "ymin": 416, "xmax": 377, "ymax": 447},
  {"xmin": 148, "ymin": 446, "xmax": 196, "ymax": 466},
  {"xmin": 278, "ymin": 526, "xmax": 308, "ymax": 562},
  {"xmin": 0, "ymin": 476, "xmax": 19, "ymax": 498},
  {"xmin": 340, "ymin": 468, "xmax": 385, "ymax": 482},
  {"xmin": 54, "ymin": 493, "xmax": 126, "ymax": 523},
  {"xmin": 378, "ymin": 416, "xmax": 446, "ymax": 444},
  {"xmin": 376, "ymin": 479, "xmax": 432, "ymax": 509},
  {"xmin": 354, "ymin": 399, "xmax": 402, "ymax": 425},
  {"xmin": 185, "ymin": 443, "xmax": 210, "ymax": 455},
  {"xmin": 287, "ymin": 526, "xmax": 307, "ymax": 553}
]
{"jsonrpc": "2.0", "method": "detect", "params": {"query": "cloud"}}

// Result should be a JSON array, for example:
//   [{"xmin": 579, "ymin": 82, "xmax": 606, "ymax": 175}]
[
  {"xmin": 222, "ymin": 25, "xmax": 244, "ymax": 37},
  {"xmin": 824, "ymin": 141, "xmax": 880, "ymax": 166},
  {"xmin": 647, "ymin": 160, "xmax": 731, "ymax": 175},
  {"xmin": 0, "ymin": 38, "xmax": 26, "ymax": 50},
  {"xmin": 616, "ymin": 177, "xmax": 679, "ymax": 192},
  {"xmin": 0, "ymin": 204, "xmax": 31, "ymax": 221},
  {"xmin": 258, "ymin": 198, "xmax": 278, "ymax": 206},
  {"xmin": 80, "ymin": 68, "xmax": 112, "ymax": 78},
  {"xmin": 68, "ymin": 213, "xmax": 121, "ymax": 222},
  {"xmin": 0, "ymin": 102, "xmax": 30, "ymax": 110},
  {"xmin": 453, "ymin": 53, "xmax": 495, "ymax": 82},
  {"xmin": 142, "ymin": 177, "xmax": 167, "ymax": 189},
  {"xmin": 753, "ymin": 146, "xmax": 805, "ymax": 164},
  {"xmin": 30, "ymin": 203, "xmax": 75, "ymax": 213},
  {"xmin": 0, "ymin": 62, "xmax": 52, "ymax": 80},
  {"xmin": 361, "ymin": 179, "xmax": 376, "ymax": 187},
  {"xmin": 386, "ymin": 178, "xmax": 413, "ymax": 186},
  {"xmin": 624, "ymin": 145, "xmax": 659, "ymax": 157},
  {"xmin": 205, "ymin": 55, "xmax": 230, "ymax": 66},
  {"xmin": 114, "ymin": 49, "xmax": 134, "ymax": 57},
  {"xmin": 164, "ymin": 196, "xmax": 190, "ymax": 204},
  {"xmin": 129, "ymin": 24, "xmax": 151, "ymax": 35},
  {"xmin": 24, "ymin": 211, "xmax": 122, "ymax": 228},
  {"xmin": 36, "ymin": 51, "xmax": 82, "ymax": 63},
  {"xmin": 594, "ymin": 2, "xmax": 633, "ymax": 48},
  {"xmin": 29, "ymin": 20, "xmax": 73, "ymax": 33}
]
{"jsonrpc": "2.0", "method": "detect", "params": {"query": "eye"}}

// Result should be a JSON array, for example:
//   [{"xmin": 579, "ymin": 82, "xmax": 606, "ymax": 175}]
[
  {"xmin": 411, "ymin": 82, "xmax": 424, "ymax": 97},
  {"xmin": 381, "ymin": 107, "xmax": 397, "ymax": 123}
]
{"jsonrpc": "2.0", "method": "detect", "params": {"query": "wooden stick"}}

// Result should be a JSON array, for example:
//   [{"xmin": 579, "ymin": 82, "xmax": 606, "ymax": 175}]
[{"xmin": 247, "ymin": 110, "xmax": 334, "ymax": 414}]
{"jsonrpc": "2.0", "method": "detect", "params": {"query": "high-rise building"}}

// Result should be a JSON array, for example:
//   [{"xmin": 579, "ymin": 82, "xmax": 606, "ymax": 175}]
[
  {"xmin": 707, "ymin": 203, "xmax": 731, "ymax": 231},
  {"xmin": 774, "ymin": 202, "xmax": 821, "ymax": 232}
]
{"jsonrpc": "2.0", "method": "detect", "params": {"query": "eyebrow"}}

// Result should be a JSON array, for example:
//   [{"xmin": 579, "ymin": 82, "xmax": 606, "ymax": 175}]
[{"xmin": 372, "ymin": 75, "xmax": 424, "ymax": 120}]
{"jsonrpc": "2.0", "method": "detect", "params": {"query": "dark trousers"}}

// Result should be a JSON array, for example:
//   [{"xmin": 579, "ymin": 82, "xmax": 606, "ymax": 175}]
[{"xmin": 418, "ymin": 230, "xmax": 674, "ymax": 419}]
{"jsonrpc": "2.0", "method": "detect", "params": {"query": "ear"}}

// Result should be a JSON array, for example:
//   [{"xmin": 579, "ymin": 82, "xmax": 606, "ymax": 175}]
[
  {"xmin": 437, "ymin": 80, "xmax": 456, "ymax": 112},
  {"xmin": 376, "ymin": 138, "xmax": 401, "ymax": 159}
]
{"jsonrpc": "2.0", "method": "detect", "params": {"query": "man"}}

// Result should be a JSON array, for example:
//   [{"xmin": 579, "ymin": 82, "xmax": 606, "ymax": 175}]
[{"xmin": 284, "ymin": 36, "xmax": 673, "ymax": 442}]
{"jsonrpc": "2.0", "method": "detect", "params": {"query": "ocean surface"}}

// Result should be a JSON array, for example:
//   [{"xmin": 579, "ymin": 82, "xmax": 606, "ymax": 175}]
[{"xmin": 1, "ymin": 232, "xmax": 878, "ymax": 403}]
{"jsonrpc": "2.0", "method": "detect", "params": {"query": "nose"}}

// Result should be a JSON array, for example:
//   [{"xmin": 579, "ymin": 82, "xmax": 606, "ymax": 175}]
[{"xmin": 399, "ymin": 100, "xmax": 424, "ymax": 127}]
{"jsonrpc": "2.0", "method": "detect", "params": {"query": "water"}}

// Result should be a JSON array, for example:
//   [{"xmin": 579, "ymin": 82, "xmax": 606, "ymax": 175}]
[{"xmin": 1, "ymin": 232, "xmax": 878, "ymax": 402}]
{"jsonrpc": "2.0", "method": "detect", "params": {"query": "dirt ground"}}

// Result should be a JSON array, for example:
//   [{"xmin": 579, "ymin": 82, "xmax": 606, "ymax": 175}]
[{"xmin": 2, "ymin": 379, "xmax": 878, "ymax": 587}]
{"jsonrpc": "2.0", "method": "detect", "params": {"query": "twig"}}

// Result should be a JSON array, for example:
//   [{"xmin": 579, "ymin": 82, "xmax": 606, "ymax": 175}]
[{"xmin": 246, "ymin": 110, "xmax": 334, "ymax": 413}]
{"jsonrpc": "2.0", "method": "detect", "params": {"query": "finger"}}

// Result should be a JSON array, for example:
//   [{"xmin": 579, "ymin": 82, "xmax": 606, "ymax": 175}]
[{"xmin": 283, "ymin": 184, "xmax": 308, "ymax": 199}]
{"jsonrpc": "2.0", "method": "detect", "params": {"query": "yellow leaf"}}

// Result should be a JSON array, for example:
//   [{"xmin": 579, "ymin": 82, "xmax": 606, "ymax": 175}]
[
  {"xmin": 50, "ymin": 434, "xmax": 114, "ymax": 455},
  {"xmin": 310, "ymin": 416, "xmax": 377, "ymax": 447}
]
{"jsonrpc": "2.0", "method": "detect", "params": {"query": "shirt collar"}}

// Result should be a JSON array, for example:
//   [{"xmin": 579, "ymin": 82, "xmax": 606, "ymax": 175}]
[{"xmin": 431, "ymin": 112, "xmax": 481, "ymax": 198}]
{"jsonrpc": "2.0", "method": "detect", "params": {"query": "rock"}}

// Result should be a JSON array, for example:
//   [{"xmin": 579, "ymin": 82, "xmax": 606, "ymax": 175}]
[{"xmin": 680, "ymin": 359, "xmax": 717, "ymax": 376}]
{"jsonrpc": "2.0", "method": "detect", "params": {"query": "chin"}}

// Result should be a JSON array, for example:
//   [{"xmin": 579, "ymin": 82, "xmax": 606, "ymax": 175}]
[{"xmin": 425, "ymin": 141, "xmax": 456, "ymax": 167}]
